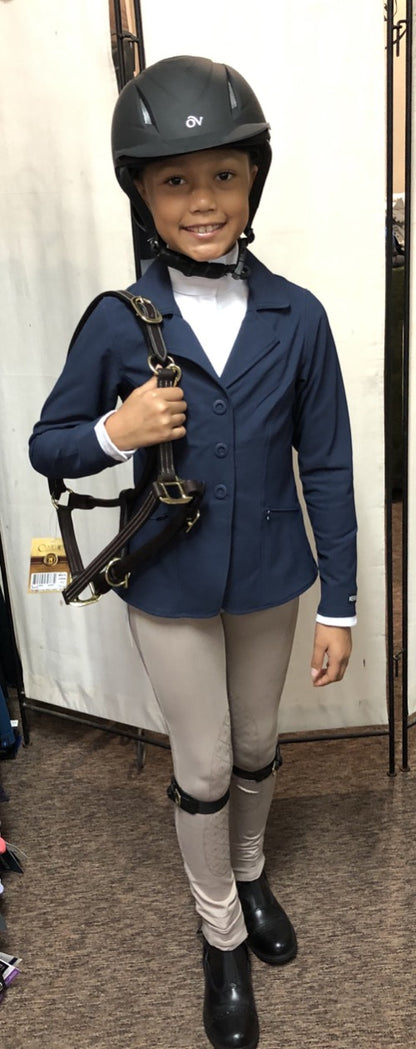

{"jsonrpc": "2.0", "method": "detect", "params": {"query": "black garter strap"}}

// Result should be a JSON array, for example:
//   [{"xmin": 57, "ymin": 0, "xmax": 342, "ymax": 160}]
[
  {"xmin": 167, "ymin": 777, "xmax": 230, "ymax": 815},
  {"xmin": 232, "ymin": 743, "xmax": 282, "ymax": 782}
]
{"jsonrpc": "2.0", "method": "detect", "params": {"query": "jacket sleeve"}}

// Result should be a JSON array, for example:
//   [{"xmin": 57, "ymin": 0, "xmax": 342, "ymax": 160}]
[
  {"xmin": 29, "ymin": 299, "xmax": 127, "ymax": 479},
  {"xmin": 293, "ymin": 292, "xmax": 357, "ymax": 619}
]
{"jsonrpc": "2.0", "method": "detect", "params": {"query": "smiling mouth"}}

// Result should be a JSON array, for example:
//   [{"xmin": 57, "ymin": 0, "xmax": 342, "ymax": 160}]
[{"xmin": 183, "ymin": 223, "xmax": 225, "ymax": 234}]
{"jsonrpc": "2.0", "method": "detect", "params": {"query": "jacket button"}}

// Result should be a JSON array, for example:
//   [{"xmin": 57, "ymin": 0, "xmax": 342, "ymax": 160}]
[
  {"xmin": 214, "ymin": 484, "xmax": 227, "ymax": 499},
  {"xmin": 213, "ymin": 398, "xmax": 227, "ymax": 414},
  {"xmin": 215, "ymin": 443, "xmax": 228, "ymax": 458}
]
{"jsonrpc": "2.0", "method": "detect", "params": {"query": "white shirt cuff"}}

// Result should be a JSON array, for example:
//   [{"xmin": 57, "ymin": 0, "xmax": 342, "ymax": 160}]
[
  {"xmin": 94, "ymin": 412, "xmax": 135, "ymax": 462},
  {"xmin": 316, "ymin": 614, "xmax": 357, "ymax": 627}
]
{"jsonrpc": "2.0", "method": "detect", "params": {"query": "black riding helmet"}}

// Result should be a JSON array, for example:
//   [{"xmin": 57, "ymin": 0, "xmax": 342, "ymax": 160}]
[{"xmin": 111, "ymin": 55, "xmax": 271, "ymax": 278}]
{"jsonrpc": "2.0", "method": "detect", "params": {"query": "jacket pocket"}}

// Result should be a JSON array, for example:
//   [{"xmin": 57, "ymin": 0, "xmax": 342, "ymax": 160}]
[
  {"xmin": 264, "ymin": 506, "xmax": 300, "ymax": 520},
  {"xmin": 262, "ymin": 506, "xmax": 317, "ymax": 597}
]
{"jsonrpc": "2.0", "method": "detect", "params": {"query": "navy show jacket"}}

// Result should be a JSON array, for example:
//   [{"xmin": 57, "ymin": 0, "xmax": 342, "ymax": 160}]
[{"xmin": 29, "ymin": 252, "xmax": 357, "ymax": 620}]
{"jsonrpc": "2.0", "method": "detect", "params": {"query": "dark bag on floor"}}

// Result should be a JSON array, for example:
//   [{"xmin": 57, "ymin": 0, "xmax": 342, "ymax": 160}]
[{"xmin": 49, "ymin": 292, "xmax": 204, "ymax": 606}]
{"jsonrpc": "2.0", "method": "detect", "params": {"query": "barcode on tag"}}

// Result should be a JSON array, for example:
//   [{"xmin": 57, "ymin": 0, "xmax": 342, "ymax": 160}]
[
  {"xmin": 30, "ymin": 571, "xmax": 68, "ymax": 592},
  {"xmin": 28, "ymin": 538, "xmax": 70, "ymax": 594}
]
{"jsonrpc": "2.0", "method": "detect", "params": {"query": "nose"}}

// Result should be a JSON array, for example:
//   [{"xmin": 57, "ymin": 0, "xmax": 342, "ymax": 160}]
[{"xmin": 189, "ymin": 181, "xmax": 216, "ymax": 212}]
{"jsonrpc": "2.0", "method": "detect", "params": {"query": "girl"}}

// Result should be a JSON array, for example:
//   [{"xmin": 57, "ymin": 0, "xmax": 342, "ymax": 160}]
[{"xmin": 29, "ymin": 56, "xmax": 357, "ymax": 1049}]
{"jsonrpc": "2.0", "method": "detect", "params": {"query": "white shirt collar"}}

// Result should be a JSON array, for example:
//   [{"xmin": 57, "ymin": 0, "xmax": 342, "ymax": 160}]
[{"xmin": 168, "ymin": 245, "xmax": 239, "ymax": 298}]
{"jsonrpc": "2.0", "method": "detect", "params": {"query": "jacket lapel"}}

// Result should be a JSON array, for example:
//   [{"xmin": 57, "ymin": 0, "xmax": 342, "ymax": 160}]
[
  {"xmin": 133, "ymin": 254, "xmax": 292, "ymax": 387},
  {"xmin": 218, "ymin": 258, "xmax": 292, "ymax": 386},
  {"xmin": 134, "ymin": 260, "xmax": 220, "ymax": 379},
  {"xmin": 221, "ymin": 308, "xmax": 285, "ymax": 386}
]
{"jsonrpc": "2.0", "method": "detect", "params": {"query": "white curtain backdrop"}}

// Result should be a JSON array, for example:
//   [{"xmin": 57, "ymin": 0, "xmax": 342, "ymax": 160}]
[{"xmin": 0, "ymin": 0, "xmax": 387, "ymax": 733}]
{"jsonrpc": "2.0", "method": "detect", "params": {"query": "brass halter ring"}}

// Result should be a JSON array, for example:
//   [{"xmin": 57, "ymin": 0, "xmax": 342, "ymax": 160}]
[{"xmin": 147, "ymin": 354, "xmax": 182, "ymax": 385}]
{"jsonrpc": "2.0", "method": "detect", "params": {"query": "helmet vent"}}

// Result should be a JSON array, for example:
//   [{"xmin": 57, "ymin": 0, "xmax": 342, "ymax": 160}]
[
  {"xmin": 226, "ymin": 76, "xmax": 238, "ymax": 110},
  {"xmin": 138, "ymin": 96, "xmax": 153, "ymax": 126}
]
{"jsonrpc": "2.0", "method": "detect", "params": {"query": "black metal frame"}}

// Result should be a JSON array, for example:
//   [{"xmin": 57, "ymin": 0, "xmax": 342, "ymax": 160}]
[
  {"xmin": 111, "ymin": 0, "xmax": 146, "ymax": 86},
  {"xmin": 400, "ymin": 0, "xmax": 413, "ymax": 771},
  {"xmin": 109, "ymin": 0, "xmax": 147, "ymax": 275},
  {"xmin": 385, "ymin": 1, "xmax": 414, "ymax": 773},
  {"xmin": 0, "ymin": 533, "xmax": 30, "ymax": 745},
  {"xmin": 385, "ymin": 1, "xmax": 397, "ymax": 777},
  {"xmin": 2, "ymin": 1, "xmax": 407, "ymax": 774}
]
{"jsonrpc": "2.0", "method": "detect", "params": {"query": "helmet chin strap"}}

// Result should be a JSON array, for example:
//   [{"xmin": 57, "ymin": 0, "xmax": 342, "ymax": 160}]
[{"xmin": 147, "ymin": 230, "xmax": 254, "ymax": 280}]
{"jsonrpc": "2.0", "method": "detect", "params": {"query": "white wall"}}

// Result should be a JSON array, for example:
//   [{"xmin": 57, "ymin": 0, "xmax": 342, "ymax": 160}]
[
  {"xmin": 0, "ymin": 0, "xmax": 387, "ymax": 732},
  {"xmin": 0, "ymin": 0, "xmax": 159, "ymax": 730}
]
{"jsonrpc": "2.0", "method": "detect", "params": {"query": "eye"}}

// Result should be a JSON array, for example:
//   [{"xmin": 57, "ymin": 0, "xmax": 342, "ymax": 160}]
[
  {"xmin": 217, "ymin": 170, "xmax": 233, "ymax": 182},
  {"xmin": 166, "ymin": 175, "xmax": 185, "ymax": 186}
]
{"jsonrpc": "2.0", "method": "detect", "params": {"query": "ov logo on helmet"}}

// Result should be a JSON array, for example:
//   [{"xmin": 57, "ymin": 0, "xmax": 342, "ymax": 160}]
[{"xmin": 186, "ymin": 115, "xmax": 204, "ymax": 128}]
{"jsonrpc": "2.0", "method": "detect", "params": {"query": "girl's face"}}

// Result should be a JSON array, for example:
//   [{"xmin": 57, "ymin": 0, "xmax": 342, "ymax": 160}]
[{"xmin": 135, "ymin": 148, "xmax": 258, "ymax": 262}]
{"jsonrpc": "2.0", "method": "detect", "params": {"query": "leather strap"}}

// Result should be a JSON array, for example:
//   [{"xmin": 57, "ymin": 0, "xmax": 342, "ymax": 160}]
[
  {"xmin": 49, "ymin": 291, "xmax": 204, "ymax": 605},
  {"xmin": 232, "ymin": 744, "xmax": 282, "ymax": 782},
  {"xmin": 166, "ymin": 777, "xmax": 230, "ymax": 815},
  {"xmin": 62, "ymin": 477, "xmax": 204, "ymax": 604},
  {"xmin": 66, "ymin": 291, "xmax": 168, "ymax": 365}
]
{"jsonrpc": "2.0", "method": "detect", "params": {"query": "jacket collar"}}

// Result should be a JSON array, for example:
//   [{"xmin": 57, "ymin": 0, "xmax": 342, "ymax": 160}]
[{"xmin": 132, "ymin": 253, "xmax": 291, "ymax": 386}]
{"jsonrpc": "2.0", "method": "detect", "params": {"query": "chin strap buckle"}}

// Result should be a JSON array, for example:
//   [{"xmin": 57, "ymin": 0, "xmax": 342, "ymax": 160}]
[{"xmin": 150, "ymin": 235, "xmax": 251, "ymax": 281}]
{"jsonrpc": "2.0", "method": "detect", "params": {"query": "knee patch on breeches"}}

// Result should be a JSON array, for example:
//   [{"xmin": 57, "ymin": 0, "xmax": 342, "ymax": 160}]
[{"xmin": 232, "ymin": 742, "xmax": 282, "ymax": 782}]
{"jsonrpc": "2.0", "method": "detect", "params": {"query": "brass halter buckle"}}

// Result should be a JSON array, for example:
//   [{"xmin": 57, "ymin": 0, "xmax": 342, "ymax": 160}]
[
  {"xmin": 103, "ymin": 557, "xmax": 131, "ymax": 589},
  {"xmin": 129, "ymin": 296, "xmax": 163, "ymax": 324},
  {"xmin": 50, "ymin": 486, "xmax": 74, "ymax": 509},
  {"xmin": 69, "ymin": 583, "xmax": 102, "ymax": 606},
  {"xmin": 155, "ymin": 480, "xmax": 193, "ymax": 505}
]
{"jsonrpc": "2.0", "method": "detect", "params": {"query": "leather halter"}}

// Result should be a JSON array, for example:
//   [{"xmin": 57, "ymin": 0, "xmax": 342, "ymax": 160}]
[{"xmin": 49, "ymin": 292, "xmax": 204, "ymax": 605}]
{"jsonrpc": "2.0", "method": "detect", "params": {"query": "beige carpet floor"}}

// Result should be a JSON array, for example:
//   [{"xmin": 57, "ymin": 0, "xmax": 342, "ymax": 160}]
[{"xmin": 0, "ymin": 700, "xmax": 415, "ymax": 1049}]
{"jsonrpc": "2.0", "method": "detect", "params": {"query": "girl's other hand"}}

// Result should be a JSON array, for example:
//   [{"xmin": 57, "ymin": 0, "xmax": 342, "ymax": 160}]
[{"xmin": 310, "ymin": 624, "xmax": 352, "ymax": 687}]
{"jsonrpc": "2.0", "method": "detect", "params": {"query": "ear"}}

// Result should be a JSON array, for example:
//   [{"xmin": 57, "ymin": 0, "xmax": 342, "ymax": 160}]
[
  {"xmin": 133, "ymin": 177, "xmax": 148, "ymax": 204},
  {"xmin": 249, "ymin": 165, "xmax": 259, "ymax": 191}
]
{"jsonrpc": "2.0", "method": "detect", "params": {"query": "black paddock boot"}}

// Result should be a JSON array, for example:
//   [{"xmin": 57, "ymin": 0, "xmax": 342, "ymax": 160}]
[
  {"xmin": 202, "ymin": 936, "xmax": 259, "ymax": 1049},
  {"xmin": 236, "ymin": 870, "xmax": 297, "ymax": 966}
]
